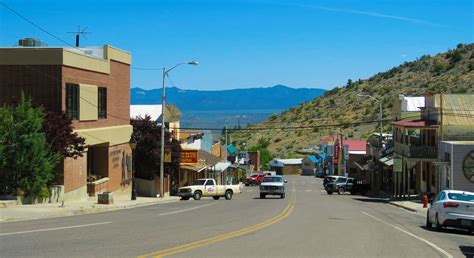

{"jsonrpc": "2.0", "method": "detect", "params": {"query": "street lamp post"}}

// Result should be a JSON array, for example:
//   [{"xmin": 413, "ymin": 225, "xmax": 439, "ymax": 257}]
[
  {"xmin": 357, "ymin": 93, "xmax": 383, "ymax": 138},
  {"xmin": 160, "ymin": 61, "xmax": 198, "ymax": 198}
]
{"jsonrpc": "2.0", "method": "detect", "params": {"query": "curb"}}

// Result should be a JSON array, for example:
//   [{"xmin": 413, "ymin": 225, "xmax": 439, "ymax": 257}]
[
  {"xmin": 388, "ymin": 202, "xmax": 419, "ymax": 213},
  {"xmin": 0, "ymin": 198, "xmax": 180, "ymax": 223}
]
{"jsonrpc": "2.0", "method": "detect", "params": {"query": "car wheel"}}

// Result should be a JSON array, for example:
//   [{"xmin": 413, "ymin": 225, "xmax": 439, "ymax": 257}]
[
  {"xmin": 435, "ymin": 214, "xmax": 442, "ymax": 231},
  {"xmin": 281, "ymin": 193, "xmax": 285, "ymax": 199},
  {"xmin": 225, "ymin": 190, "xmax": 233, "ymax": 200},
  {"xmin": 193, "ymin": 191, "xmax": 202, "ymax": 200},
  {"xmin": 213, "ymin": 196, "xmax": 220, "ymax": 200},
  {"xmin": 425, "ymin": 212, "xmax": 432, "ymax": 228},
  {"xmin": 260, "ymin": 193, "xmax": 265, "ymax": 199},
  {"xmin": 327, "ymin": 191, "xmax": 333, "ymax": 195},
  {"xmin": 245, "ymin": 183, "xmax": 249, "ymax": 186},
  {"xmin": 338, "ymin": 188, "xmax": 345, "ymax": 195},
  {"xmin": 181, "ymin": 197, "xmax": 189, "ymax": 201}
]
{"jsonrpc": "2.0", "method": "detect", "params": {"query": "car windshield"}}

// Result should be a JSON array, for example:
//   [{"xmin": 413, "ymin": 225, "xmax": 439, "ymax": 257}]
[
  {"xmin": 250, "ymin": 174, "xmax": 258, "ymax": 178},
  {"xmin": 192, "ymin": 179, "xmax": 206, "ymax": 186},
  {"xmin": 447, "ymin": 193, "xmax": 474, "ymax": 202},
  {"xmin": 263, "ymin": 177, "xmax": 283, "ymax": 183},
  {"xmin": 335, "ymin": 177, "xmax": 347, "ymax": 183}
]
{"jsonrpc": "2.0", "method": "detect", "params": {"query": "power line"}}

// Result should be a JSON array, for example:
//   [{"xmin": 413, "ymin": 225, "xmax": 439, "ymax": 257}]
[
  {"xmin": 0, "ymin": 2, "xmax": 165, "ymax": 71},
  {"xmin": 0, "ymin": 2, "xmax": 81, "ymax": 51}
]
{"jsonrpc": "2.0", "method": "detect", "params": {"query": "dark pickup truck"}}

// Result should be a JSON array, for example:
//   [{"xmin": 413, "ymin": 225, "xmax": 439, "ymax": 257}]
[{"xmin": 325, "ymin": 177, "xmax": 370, "ymax": 195}]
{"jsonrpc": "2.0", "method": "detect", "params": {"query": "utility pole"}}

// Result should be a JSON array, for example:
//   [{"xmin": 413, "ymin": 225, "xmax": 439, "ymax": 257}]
[
  {"xmin": 225, "ymin": 123, "xmax": 228, "ymax": 147},
  {"xmin": 160, "ymin": 68, "xmax": 166, "ymax": 199},
  {"xmin": 159, "ymin": 61, "xmax": 198, "ymax": 198}
]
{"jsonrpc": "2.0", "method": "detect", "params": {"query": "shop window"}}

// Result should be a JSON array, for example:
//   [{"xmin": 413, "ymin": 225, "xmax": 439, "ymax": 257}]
[
  {"xmin": 98, "ymin": 87, "xmax": 107, "ymax": 119},
  {"xmin": 66, "ymin": 83, "xmax": 79, "ymax": 120}
]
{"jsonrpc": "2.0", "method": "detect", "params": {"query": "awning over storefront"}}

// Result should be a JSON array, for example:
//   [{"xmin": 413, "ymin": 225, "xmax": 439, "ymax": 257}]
[
  {"xmin": 379, "ymin": 157, "xmax": 394, "ymax": 166},
  {"xmin": 180, "ymin": 162, "xmax": 207, "ymax": 173},
  {"xmin": 214, "ymin": 161, "xmax": 231, "ymax": 172}
]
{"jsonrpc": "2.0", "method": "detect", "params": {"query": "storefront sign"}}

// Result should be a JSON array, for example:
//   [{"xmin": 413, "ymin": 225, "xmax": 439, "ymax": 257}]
[
  {"xmin": 181, "ymin": 149, "xmax": 198, "ymax": 163},
  {"xmin": 344, "ymin": 145, "xmax": 349, "ymax": 160},
  {"xmin": 165, "ymin": 152, "xmax": 172, "ymax": 163}
]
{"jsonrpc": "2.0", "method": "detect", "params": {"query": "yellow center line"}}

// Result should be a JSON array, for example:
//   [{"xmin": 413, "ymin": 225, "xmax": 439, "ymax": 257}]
[{"xmin": 138, "ymin": 193, "xmax": 296, "ymax": 258}]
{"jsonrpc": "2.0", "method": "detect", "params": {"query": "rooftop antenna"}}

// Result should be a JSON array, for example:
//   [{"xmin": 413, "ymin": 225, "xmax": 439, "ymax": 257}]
[{"xmin": 67, "ymin": 25, "xmax": 92, "ymax": 47}]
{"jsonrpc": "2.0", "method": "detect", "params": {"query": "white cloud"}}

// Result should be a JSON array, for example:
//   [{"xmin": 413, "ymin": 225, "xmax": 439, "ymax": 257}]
[{"xmin": 401, "ymin": 54, "xmax": 408, "ymax": 58}]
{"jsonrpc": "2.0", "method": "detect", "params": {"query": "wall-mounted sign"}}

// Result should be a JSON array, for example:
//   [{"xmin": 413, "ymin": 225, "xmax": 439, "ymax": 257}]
[
  {"xmin": 462, "ymin": 151, "xmax": 474, "ymax": 183},
  {"xmin": 344, "ymin": 145, "xmax": 349, "ymax": 160},
  {"xmin": 181, "ymin": 149, "xmax": 198, "ymax": 163},
  {"xmin": 165, "ymin": 152, "xmax": 172, "ymax": 163}
]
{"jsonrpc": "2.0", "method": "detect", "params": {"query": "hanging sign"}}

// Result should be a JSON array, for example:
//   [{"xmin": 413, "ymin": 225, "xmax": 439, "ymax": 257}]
[{"xmin": 181, "ymin": 149, "xmax": 198, "ymax": 163}]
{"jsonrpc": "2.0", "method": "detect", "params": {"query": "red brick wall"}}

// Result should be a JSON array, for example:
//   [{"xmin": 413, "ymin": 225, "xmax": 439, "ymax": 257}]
[
  {"xmin": 63, "ymin": 154, "xmax": 87, "ymax": 192},
  {"xmin": 62, "ymin": 60, "xmax": 130, "ymax": 129},
  {"xmin": 0, "ymin": 65, "xmax": 62, "ymax": 112},
  {"xmin": 248, "ymin": 151, "xmax": 260, "ymax": 171},
  {"xmin": 107, "ymin": 143, "xmax": 132, "ymax": 192}
]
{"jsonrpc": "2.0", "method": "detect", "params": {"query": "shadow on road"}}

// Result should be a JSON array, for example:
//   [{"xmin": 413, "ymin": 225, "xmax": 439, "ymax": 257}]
[
  {"xmin": 252, "ymin": 197, "xmax": 284, "ymax": 200},
  {"xmin": 459, "ymin": 245, "xmax": 474, "ymax": 258},
  {"xmin": 419, "ymin": 226, "xmax": 473, "ymax": 237},
  {"xmin": 351, "ymin": 197, "xmax": 390, "ymax": 203}
]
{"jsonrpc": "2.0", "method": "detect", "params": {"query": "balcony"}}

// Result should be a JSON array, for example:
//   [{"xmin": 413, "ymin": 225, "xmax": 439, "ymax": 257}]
[{"xmin": 394, "ymin": 142, "xmax": 436, "ymax": 159}]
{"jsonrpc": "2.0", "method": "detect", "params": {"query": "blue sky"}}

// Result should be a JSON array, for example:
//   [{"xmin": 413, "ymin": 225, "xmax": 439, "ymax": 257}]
[{"xmin": 1, "ymin": 0, "xmax": 472, "ymax": 90}]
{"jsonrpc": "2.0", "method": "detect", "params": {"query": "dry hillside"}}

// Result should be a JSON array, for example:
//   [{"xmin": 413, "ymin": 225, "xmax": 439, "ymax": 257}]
[{"xmin": 230, "ymin": 43, "xmax": 474, "ymax": 157}]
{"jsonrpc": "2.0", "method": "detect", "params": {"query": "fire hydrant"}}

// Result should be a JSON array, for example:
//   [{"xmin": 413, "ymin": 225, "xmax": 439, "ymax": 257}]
[{"xmin": 422, "ymin": 194, "xmax": 428, "ymax": 208}]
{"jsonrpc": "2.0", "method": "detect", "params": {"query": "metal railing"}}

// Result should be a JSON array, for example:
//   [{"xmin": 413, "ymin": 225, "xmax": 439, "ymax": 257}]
[{"xmin": 394, "ymin": 142, "xmax": 436, "ymax": 158}]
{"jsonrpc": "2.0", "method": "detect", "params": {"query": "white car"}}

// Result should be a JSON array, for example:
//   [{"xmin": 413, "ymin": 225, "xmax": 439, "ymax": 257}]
[
  {"xmin": 260, "ymin": 175, "xmax": 287, "ymax": 199},
  {"xmin": 426, "ymin": 190, "xmax": 474, "ymax": 233}
]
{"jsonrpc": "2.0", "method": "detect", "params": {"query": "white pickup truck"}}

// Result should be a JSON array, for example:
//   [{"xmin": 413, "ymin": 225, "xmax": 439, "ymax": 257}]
[{"xmin": 177, "ymin": 178, "xmax": 242, "ymax": 200}]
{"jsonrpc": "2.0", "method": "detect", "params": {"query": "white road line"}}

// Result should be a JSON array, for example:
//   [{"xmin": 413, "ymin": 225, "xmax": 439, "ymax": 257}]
[
  {"xmin": 361, "ymin": 211, "xmax": 453, "ymax": 258},
  {"xmin": 0, "ymin": 222, "xmax": 111, "ymax": 236},
  {"xmin": 306, "ymin": 190, "xmax": 312, "ymax": 192},
  {"xmin": 158, "ymin": 203, "xmax": 218, "ymax": 216}
]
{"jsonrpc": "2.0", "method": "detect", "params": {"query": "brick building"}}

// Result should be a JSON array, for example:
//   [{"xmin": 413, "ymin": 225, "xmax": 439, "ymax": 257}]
[{"xmin": 0, "ymin": 44, "xmax": 133, "ymax": 202}]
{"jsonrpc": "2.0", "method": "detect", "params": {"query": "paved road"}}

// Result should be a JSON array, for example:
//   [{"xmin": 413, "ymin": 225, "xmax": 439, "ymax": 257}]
[{"xmin": 1, "ymin": 176, "xmax": 472, "ymax": 257}]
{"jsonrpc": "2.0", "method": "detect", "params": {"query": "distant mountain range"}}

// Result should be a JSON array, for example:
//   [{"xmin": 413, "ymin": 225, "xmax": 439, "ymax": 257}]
[{"xmin": 131, "ymin": 85, "xmax": 326, "ymax": 111}]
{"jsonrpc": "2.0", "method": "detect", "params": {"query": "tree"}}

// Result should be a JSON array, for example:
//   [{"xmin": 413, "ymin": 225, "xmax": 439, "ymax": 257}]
[
  {"xmin": 130, "ymin": 116, "xmax": 179, "ymax": 180},
  {"xmin": 43, "ymin": 111, "xmax": 85, "ymax": 158},
  {"xmin": 131, "ymin": 116, "xmax": 162, "ymax": 180},
  {"xmin": 249, "ymin": 145, "xmax": 272, "ymax": 171},
  {"xmin": 0, "ymin": 94, "xmax": 60, "ymax": 198}
]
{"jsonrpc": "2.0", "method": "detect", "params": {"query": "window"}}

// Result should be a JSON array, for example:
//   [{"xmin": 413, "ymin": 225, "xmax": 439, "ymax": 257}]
[
  {"xmin": 98, "ymin": 87, "xmax": 107, "ymax": 119},
  {"xmin": 66, "ymin": 83, "xmax": 79, "ymax": 120},
  {"xmin": 205, "ymin": 180, "xmax": 215, "ymax": 186}
]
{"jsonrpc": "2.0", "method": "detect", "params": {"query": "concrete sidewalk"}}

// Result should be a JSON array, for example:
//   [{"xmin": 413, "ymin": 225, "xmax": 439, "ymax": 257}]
[
  {"xmin": 389, "ymin": 200, "xmax": 428, "ymax": 216},
  {"xmin": 0, "ymin": 196, "xmax": 180, "ymax": 223}
]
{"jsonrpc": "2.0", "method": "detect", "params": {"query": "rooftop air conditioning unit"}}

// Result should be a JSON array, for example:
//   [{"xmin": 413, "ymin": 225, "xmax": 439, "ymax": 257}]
[{"xmin": 18, "ymin": 38, "xmax": 48, "ymax": 47}]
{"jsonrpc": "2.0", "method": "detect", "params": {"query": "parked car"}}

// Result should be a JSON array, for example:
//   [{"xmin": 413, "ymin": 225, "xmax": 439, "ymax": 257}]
[
  {"xmin": 426, "ymin": 190, "xmax": 474, "ymax": 233},
  {"xmin": 259, "ymin": 175, "xmax": 287, "ymax": 199},
  {"xmin": 177, "ymin": 178, "xmax": 240, "ymax": 200},
  {"xmin": 315, "ymin": 169, "xmax": 325, "ymax": 178},
  {"xmin": 243, "ymin": 173, "xmax": 264, "ymax": 186},
  {"xmin": 323, "ymin": 175, "xmax": 343, "ymax": 188},
  {"xmin": 325, "ymin": 177, "xmax": 353, "ymax": 195}
]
